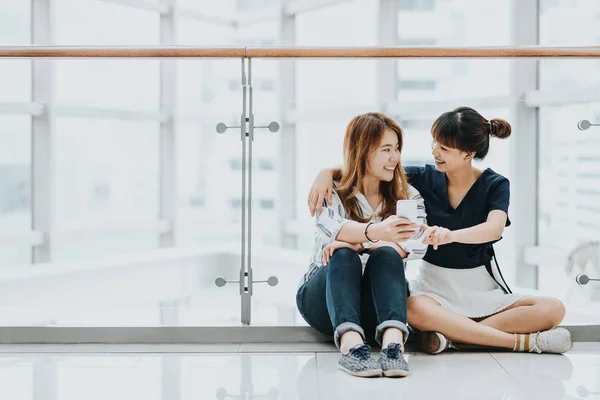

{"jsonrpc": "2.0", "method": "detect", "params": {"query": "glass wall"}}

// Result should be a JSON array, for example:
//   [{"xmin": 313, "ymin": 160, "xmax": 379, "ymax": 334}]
[
  {"xmin": 0, "ymin": 0, "xmax": 599, "ymax": 328},
  {"xmin": 537, "ymin": 0, "xmax": 600, "ymax": 323},
  {"xmin": 0, "ymin": 0, "xmax": 245, "ymax": 326},
  {"xmin": 53, "ymin": 117, "xmax": 161, "ymax": 261}
]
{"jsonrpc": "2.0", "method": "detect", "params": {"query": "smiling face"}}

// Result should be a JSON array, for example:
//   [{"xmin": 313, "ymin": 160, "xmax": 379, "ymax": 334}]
[
  {"xmin": 430, "ymin": 139, "xmax": 472, "ymax": 173},
  {"xmin": 338, "ymin": 112, "xmax": 410, "ymax": 221},
  {"xmin": 366, "ymin": 128, "xmax": 401, "ymax": 182},
  {"xmin": 429, "ymin": 107, "xmax": 512, "ymax": 172}
]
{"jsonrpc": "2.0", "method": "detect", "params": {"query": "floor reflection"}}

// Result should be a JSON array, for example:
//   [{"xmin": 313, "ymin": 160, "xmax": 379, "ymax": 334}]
[
  {"xmin": 0, "ymin": 348, "xmax": 597, "ymax": 400},
  {"xmin": 215, "ymin": 355, "xmax": 280, "ymax": 400}
]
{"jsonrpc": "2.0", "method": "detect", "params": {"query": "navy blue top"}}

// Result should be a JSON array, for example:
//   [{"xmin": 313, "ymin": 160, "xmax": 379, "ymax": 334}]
[{"xmin": 405, "ymin": 164, "xmax": 511, "ymax": 269}]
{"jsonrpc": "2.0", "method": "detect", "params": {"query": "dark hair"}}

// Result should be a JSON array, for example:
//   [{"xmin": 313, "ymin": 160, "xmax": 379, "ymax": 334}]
[{"xmin": 431, "ymin": 106, "xmax": 511, "ymax": 160}]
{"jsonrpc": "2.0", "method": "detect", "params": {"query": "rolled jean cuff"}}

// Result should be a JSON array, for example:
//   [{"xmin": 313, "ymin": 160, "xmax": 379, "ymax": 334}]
[
  {"xmin": 375, "ymin": 320, "xmax": 409, "ymax": 345},
  {"xmin": 334, "ymin": 322, "xmax": 365, "ymax": 349}
]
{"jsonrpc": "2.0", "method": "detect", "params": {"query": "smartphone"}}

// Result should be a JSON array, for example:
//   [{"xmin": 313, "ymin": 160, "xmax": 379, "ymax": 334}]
[
  {"xmin": 396, "ymin": 199, "xmax": 419, "ymax": 239},
  {"xmin": 396, "ymin": 200, "xmax": 418, "ymax": 223}
]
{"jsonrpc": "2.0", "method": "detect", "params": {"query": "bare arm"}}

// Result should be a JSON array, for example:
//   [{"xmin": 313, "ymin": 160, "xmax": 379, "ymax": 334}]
[
  {"xmin": 423, "ymin": 210, "xmax": 508, "ymax": 249},
  {"xmin": 335, "ymin": 219, "xmax": 418, "ymax": 245},
  {"xmin": 308, "ymin": 166, "xmax": 342, "ymax": 216},
  {"xmin": 451, "ymin": 210, "xmax": 507, "ymax": 243},
  {"xmin": 334, "ymin": 221, "xmax": 374, "ymax": 244}
]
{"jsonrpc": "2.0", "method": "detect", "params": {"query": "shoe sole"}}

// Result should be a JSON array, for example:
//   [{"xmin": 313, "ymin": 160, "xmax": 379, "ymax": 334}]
[
  {"xmin": 338, "ymin": 366, "xmax": 382, "ymax": 377},
  {"xmin": 383, "ymin": 369, "xmax": 409, "ymax": 378}
]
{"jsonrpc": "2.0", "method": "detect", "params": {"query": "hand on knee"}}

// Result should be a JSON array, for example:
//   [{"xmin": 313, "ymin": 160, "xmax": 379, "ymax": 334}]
[
  {"xmin": 326, "ymin": 248, "xmax": 362, "ymax": 275},
  {"xmin": 329, "ymin": 247, "xmax": 361, "ymax": 264}
]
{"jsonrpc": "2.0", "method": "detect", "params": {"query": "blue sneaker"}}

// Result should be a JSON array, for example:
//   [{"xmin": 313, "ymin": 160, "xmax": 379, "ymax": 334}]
[
  {"xmin": 338, "ymin": 344, "xmax": 382, "ymax": 377},
  {"xmin": 379, "ymin": 343, "xmax": 409, "ymax": 377}
]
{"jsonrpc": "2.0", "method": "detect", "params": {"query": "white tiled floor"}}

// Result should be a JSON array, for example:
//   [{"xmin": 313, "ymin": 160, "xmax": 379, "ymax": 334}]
[
  {"xmin": 0, "ymin": 343, "xmax": 598, "ymax": 399},
  {"xmin": 490, "ymin": 353, "xmax": 597, "ymax": 400}
]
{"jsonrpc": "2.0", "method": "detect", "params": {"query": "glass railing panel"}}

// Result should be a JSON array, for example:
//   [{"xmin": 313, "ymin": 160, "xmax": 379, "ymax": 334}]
[
  {"xmin": 247, "ymin": 56, "xmax": 600, "ymax": 327},
  {"xmin": 0, "ymin": 57, "xmax": 246, "ymax": 327}
]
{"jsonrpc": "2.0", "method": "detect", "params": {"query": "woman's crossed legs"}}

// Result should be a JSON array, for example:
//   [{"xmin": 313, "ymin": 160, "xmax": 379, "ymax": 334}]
[{"xmin": 407, "ymin": 295, "xmax": 572, "ymax": 354}]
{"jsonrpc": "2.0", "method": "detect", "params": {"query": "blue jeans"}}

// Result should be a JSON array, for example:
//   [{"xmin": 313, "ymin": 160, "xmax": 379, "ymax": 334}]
[{"xmin": 296, "ymin": 246, "xmax": 409, "ymax": 349}]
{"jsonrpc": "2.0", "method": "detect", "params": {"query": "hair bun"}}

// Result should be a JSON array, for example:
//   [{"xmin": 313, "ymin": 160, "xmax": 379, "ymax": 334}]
[{"xmin": 490, "ymin": 118, "xmax": 512, "ymax": 139}]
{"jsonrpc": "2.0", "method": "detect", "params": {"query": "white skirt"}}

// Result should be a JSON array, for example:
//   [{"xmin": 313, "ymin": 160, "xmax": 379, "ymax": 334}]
[{"xmin": 409, "ymin": 260, "xmax": 526, "ymax": 319}]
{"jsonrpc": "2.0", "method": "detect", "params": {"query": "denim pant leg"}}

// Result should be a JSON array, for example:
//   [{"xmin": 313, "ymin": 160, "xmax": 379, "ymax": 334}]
[
  {"xmin": 296, "ymin": 267, "xmax": 334, "ymax": 338},
  {"xmin": 361, "ymin": 246, "xmax": 409, "ymax": 345},
  {"xmin": 296, "ymin": 248, "xmax": 365, "ymax": 348}
]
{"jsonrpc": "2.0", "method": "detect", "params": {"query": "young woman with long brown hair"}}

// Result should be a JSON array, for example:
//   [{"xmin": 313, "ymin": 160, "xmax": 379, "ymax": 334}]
[{"xmin": 297, "ymin": 112, "xmax": 427, "ymax": 378}]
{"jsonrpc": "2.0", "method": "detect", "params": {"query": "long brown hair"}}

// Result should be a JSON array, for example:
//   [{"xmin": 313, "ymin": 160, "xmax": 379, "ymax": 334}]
[{"xmin": 337, "ymin": 112, "xmax": 410, "ymax": 222}]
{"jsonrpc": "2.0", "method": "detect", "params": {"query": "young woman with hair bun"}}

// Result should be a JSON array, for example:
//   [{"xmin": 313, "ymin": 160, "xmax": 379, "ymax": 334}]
[{"xmin": 308, "ymin": 107, "xmax": 572, "ymax": 356}]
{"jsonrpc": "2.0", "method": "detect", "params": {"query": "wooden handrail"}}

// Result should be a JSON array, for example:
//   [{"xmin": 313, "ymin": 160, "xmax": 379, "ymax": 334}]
[
  {"xmin": 246, "ymin": 46, "xmax": 600, "ymax": 58},
  {"xmin": 1, "ymin": 46, "xmax": 600, "ymax": 58},
  {"xmin": 0, "ymin": 46, "xmax": 246, "ymax": 58}
]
